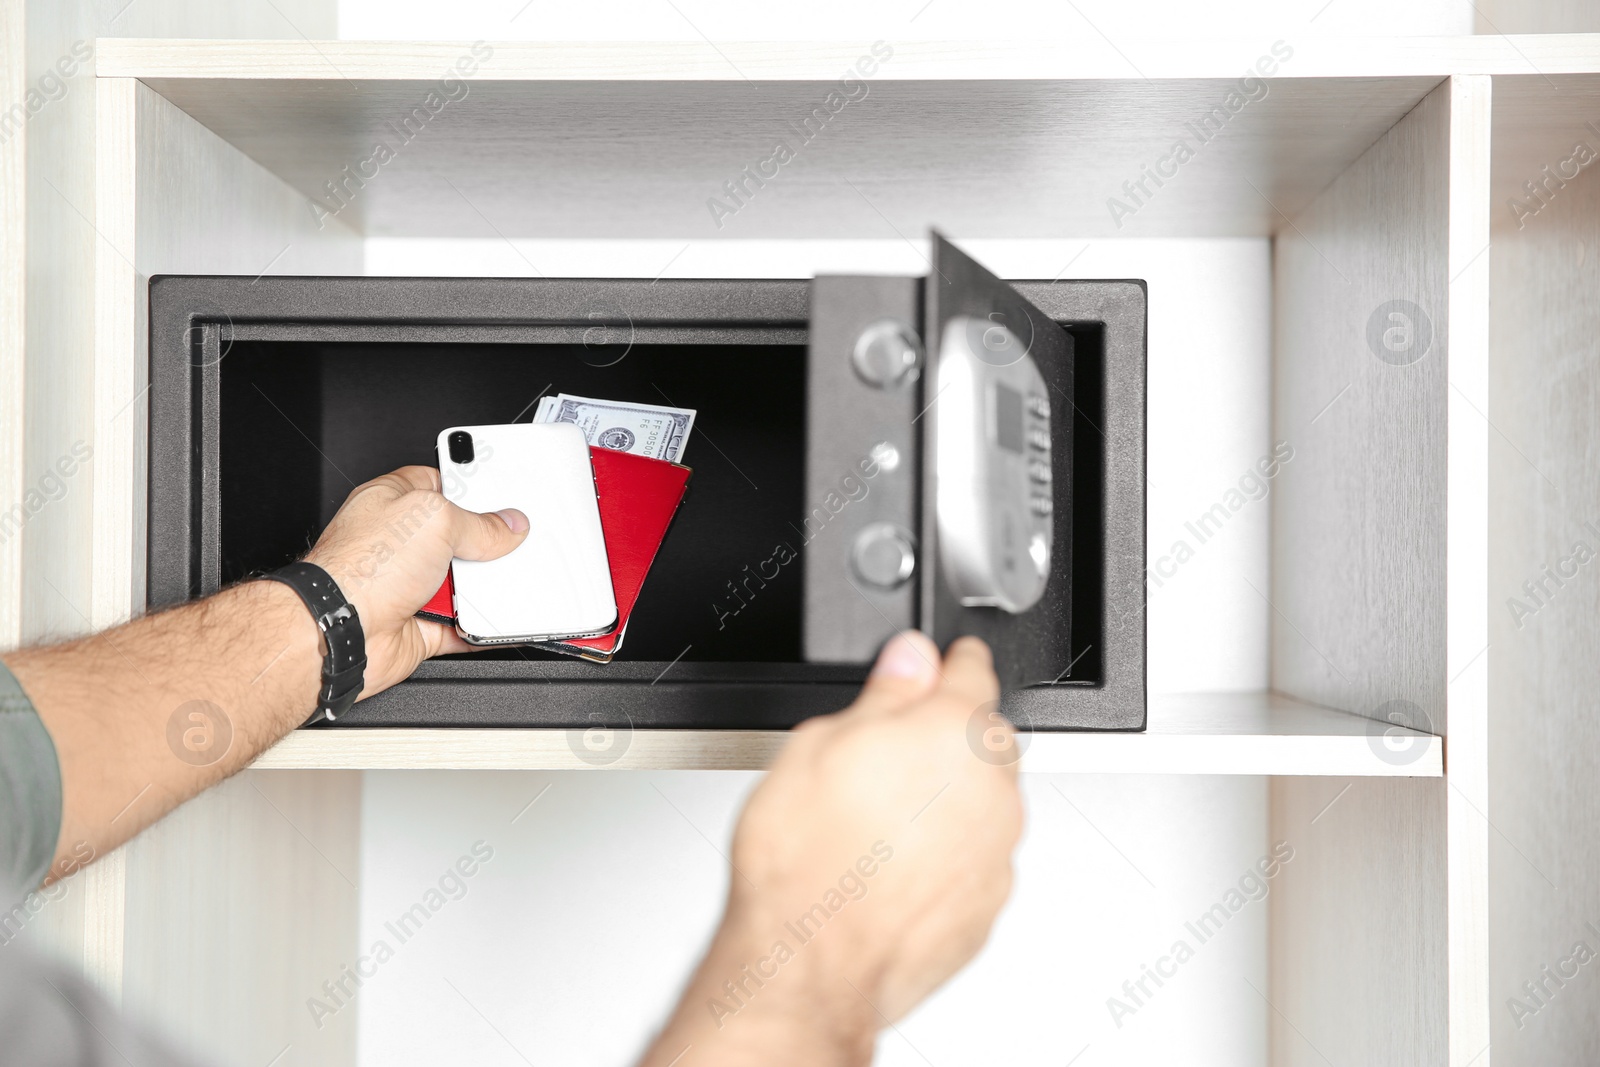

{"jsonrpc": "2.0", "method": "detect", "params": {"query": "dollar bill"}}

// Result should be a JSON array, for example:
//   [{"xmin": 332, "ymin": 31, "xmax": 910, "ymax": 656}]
[{"xmin": 532, "ymin": 393, "xmax": 696, "ymax": 463}]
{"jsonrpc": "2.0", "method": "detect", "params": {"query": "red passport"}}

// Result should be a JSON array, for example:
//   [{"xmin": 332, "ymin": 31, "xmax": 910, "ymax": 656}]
[{"xmin": 418, "ymin": 446, "xmax": 691, "ymax": 662}]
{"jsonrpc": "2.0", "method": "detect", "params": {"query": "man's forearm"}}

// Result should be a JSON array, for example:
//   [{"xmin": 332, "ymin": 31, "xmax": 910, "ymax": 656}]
[
  {"xmin": 2, "ymin": 467, "xmax": 529, "ymax": 886},
  {"xmin": 3, "ymin": 579, "xmax": 322, "ymax": 878},
  {"xmin": 640, "ymin": 905, "xmax": 878, "ymax": 1067}
]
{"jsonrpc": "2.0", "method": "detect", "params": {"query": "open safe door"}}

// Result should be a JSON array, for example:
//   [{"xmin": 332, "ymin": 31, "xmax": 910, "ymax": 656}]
[{"xmin": 804, "ymin": 233, "xmax": 1075, "ymax": 691}]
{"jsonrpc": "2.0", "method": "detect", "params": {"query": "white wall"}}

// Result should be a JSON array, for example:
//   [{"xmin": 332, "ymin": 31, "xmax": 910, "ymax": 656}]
[
  {"xmin": 354, "ymin": 235, "xmax": 1275, "ymax": 1065},
  {"xmin": 358, "ymin": 771, "xmax": 1269, "ymax": 1067}
]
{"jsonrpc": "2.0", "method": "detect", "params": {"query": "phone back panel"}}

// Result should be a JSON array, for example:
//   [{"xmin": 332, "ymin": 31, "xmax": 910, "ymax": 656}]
[{"xmin": 436, "ymin": 422, "xmax": 616, "ymax": 642}]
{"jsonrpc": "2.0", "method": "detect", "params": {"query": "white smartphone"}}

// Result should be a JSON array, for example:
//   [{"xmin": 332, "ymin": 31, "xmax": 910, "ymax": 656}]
[{"xmin": 436, "ymin": 422, "xmax": 617, "ymax": 644}]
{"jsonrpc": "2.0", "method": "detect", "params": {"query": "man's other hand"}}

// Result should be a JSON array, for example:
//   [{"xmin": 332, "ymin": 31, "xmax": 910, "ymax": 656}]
[{"xmin": 642, "ymin": 632, "xmax": 1024, "ymax": 1065}]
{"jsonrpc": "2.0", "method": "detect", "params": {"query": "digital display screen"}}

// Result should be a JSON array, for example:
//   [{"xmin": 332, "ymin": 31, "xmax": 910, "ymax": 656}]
[{"xmin": 993, "ymin": 383, "xmax": 1024, "ymax": 454}]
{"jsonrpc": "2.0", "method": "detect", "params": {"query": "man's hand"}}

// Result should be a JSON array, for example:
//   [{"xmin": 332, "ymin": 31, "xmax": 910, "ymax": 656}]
[
  {"xmin": 6, "ymin": 465, "xmax": 526, "ymax": 881},
  {"xmin": 641, "ymin": 631, "xmax": 1024, "ymax": 1066},
  {"xmin": 304, "ymin": 465, "xmax": 527, "ymax": 697}
]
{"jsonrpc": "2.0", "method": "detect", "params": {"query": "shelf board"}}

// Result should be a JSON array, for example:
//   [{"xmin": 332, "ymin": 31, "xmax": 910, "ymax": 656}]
[
  {"xmin": 87, "ymin": 35, "xmax": 1600, "ymax": 241},
  {"xmin": 251, "ymin": 690, "xmax": 1441, "ymax": 776}
]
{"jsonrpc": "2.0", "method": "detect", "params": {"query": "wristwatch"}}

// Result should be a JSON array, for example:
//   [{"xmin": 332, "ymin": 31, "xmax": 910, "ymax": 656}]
[{"xmin": 263, "ymin": 561, "xmax": 367, "ymax": 723}]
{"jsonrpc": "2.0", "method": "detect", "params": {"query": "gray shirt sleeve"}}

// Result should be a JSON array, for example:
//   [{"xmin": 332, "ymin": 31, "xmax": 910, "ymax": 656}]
[
  {"xmin": 0, "ymin": 947, "xmax": 207, "ymax": 1067},
  {"xmin": 0, "ymin": 659, "xmax": 207, "ymax": 1067},
  {"xmin": 0, "ymin": 656, "xmax": 62, "ymax": 893}
]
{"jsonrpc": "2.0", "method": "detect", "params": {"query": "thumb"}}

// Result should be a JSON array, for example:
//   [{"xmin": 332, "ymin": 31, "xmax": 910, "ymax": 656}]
[
  {"xmin": 849, "ymin": 630, "xmax": 942, "ymax": 715},
  {"xmin": 442, "ymin": 500, "xmax": 529, "ymax": 561}
]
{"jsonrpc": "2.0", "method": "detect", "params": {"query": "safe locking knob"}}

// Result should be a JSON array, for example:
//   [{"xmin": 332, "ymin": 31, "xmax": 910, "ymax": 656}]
[
  {"xmin": 851, "ymin": 522, "xmax": 917, "ymax": 590},
  {"xmin": 851, "ymin": 320, "xmax": 923, "ymax": 389}
]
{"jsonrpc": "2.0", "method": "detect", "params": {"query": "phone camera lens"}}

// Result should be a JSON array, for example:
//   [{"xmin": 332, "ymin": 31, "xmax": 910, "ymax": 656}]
[{"xmin": 447, "ymin": 430, "xmax": 475, "ymax": 464}]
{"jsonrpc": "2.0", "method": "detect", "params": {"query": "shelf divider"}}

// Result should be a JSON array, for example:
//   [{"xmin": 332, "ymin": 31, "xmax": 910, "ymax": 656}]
[{"xmin": 1268, "ymin": 73, "xmax": 1492, "ymax": 1065}]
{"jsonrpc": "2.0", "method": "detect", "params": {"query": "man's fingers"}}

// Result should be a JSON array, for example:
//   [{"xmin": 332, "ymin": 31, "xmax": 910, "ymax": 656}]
[
  {"xmin": 416, "ymin": 617, "xmax": 475, "ymax": 659},
  {"xmin": 940, "ymin": 636, "xmax": 1000, "ymax": 710},
  {"xmin": 441, "ymin": 500, "xmax": 529, "ymax": 561},
  {"xmin": 851, "ymin": 631, "xmax": 943, "ymax": 714}
]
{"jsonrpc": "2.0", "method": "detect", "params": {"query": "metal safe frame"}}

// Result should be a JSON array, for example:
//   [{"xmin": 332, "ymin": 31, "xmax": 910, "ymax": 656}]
[{"xmin": 146, "ymin": 268, "xmax": 1145, "ymax": 730}]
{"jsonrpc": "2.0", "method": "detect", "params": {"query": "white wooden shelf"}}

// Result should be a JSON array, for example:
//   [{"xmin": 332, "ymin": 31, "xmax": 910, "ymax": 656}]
[
  {"xmin": 49, "ymin": 26, "xmax": 1597, "ymax": 1064},
  {"xmin": 250, "ymin": 690, "xmax": 1441, "ymax": 776},
  {"xmin": 95, "ymin": 34, "xmax": 1600, "ymax": 81}
]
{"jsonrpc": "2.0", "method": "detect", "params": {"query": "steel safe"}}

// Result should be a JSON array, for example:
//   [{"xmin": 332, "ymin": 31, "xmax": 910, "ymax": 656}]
[{"xmin": 146, "ymin": 236, "xmax": 1146, "ymax": 730}]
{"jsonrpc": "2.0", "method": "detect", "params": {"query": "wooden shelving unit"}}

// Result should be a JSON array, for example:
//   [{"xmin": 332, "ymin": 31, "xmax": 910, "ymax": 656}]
[{"xmin": 8, "ymin": 25, "xmax": 1595, "ymax": 1067}]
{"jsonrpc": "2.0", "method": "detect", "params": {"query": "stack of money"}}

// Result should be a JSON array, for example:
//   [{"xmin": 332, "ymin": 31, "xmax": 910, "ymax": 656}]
[{"xmin": 532, "ymin": 393, "xmax": 696, "ymax": 463}]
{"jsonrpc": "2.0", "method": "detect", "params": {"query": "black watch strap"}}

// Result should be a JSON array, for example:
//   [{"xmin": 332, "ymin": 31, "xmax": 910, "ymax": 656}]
[{"xmin": 263, "ymin": 561, "xmax": 366, "ymax": 723}]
